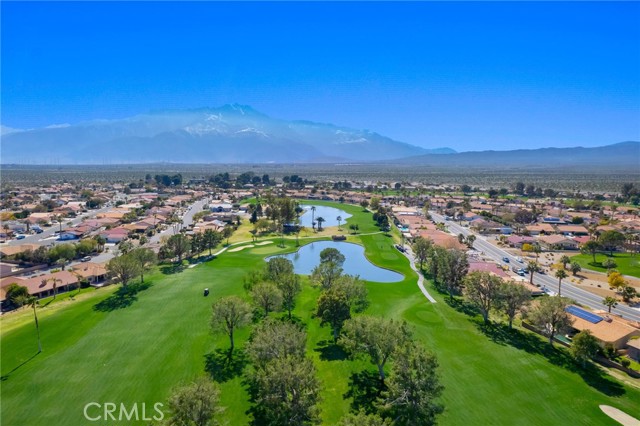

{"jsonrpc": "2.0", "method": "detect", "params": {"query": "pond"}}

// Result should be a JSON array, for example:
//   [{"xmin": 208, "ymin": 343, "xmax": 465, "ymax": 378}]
[
  {"xmin": 267, "ymin": 240, "xmax": 404, "ymax": 283},
  {"xmin": 298, "ymin": 205, "xmax": 351, "ymax": 228}
]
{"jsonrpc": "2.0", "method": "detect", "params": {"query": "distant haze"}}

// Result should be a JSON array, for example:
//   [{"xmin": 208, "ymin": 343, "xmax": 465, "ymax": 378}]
[
  {"xmin": 1, "ymin": 105, "xmax": 636, "ymax": 167},
  {"xmin": 0, "ymin": 105, "xmax": 453, "ymax": 164}
]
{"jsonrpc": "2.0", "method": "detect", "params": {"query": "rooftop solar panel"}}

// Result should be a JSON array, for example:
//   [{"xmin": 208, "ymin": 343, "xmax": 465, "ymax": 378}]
[{"xmin": 565, "ymin": 306, "xmax": 603, "ymax": 324}]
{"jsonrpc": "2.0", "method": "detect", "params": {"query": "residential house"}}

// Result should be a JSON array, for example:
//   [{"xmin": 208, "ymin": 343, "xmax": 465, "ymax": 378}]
[
  {"xmin": 0, "ymin": 270, "xmax": 79, "ymax": 302},
  {"xmin": 506, "ymin": 235, "xmax": 536, "ymax": 249},
  {"xmin": 628, "ymin": 339, "xmax": 640, "ymax": 362},
  {"xmin": 565, "ymin": 306, "xmax": 640, "ymax": 349},
  {"xmin": 538, "ymin": 235, "xmax": 579, "ymax": 250},
  {"xmin": 556, "ymin": 225, "xmax": 589, "ymax": 236},
  {"xmin": 101, "ymin": 227, "xmax": 130, "ymax": 243},
  {"xmin": 542, "ymin": 216, "xmax": 565, "ymax": 225},
  {"xmin": 71, "ymin": 262, "xmax": 108, "ymax": 285},
  {"xmin": 417, "ymin": 230, "xmax": 466, "ymax": 250},
  {"xmin": 525, "ymin": 223, "xmax": 555, "ymax": 235}
]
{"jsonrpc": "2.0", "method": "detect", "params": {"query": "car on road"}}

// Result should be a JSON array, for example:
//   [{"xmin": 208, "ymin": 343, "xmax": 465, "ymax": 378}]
[
  {"xmin": 502, "ymin": 257, "xmax": 510, "ymax": 263},
  {"xmin": 516, "ymin": 256, "xmax": 523, "ymax": 263},
  {"xmin": 16, "ymin": 234, "xmax": 26, "ymax": 240},
  {"xmin": 81, "ymin": 256, "xmax": 92, "ymax": 262}
]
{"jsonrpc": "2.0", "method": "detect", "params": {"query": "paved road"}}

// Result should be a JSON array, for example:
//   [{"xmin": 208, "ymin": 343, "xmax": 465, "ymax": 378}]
[
  {"xmin": 18, "ymin": 198, "xmax": 208, "ymax": 278},
  {"xmin": 148, "ymin": 198, "xmax": 209, "ymax": 245},
  {"xmin": 4, "ymin": 205, "xmax": 113, "ymax": 247},
  {"xmin": 429, "ymin": 211, "xmax": 640, "ymax": 323}
]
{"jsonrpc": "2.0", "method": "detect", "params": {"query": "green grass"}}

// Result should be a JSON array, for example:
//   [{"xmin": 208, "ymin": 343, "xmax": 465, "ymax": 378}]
[
  {"xmin": 571, "ymin": 252, "xmax": 640, "ymax": 278},
  {"xmin": 2, "ymin": 202, "xmax": 640, "ymax": 425}
]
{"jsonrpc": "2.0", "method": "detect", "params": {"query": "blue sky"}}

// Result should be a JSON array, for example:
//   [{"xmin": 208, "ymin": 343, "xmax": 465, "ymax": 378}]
[{"xmin": 2, "ymin": 1, "xmax": 639, "ymax": 152}]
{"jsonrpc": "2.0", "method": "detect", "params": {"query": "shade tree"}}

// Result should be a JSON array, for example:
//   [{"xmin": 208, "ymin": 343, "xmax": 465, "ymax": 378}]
[
  {"xmin": 380, "ymin": 342, "xmax": 444, "ymax": 426},
  {"xmin": 165, "ymin": 377, "xmax": 223, "ymax": 426},
  {"xmin": 525, "ymin": 296, "xmax": 573, "ymax": 345},
  {"xmin": 339, "ymin": 316, "xmax": 411, "ymax": 382},
  {"xmin": 464, "ymin": 271, "xmax": 503, "ymax": 323},
  {"xmin": 210, "ymin": 296, "xmax": 252, "ymax": 355}
]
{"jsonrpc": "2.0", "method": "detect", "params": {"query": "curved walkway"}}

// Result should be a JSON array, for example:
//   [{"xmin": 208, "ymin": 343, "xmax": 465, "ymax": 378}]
[{"xmin": 401, "ymin": 247, "xmax": 436, "ymax": 303}]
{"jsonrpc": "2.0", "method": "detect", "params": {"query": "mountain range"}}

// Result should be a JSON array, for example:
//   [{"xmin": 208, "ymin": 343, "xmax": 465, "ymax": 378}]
[
  {"xmin": 390, "ymin": 141, "xmax": 640, "ymax": 168},
  {"xmin": 0, "ymin": 104, "xmax": 450, "ymax": 164},
  {"xmin": 1, "ymin": 104, "xmax": 637, "ymax": 167}
]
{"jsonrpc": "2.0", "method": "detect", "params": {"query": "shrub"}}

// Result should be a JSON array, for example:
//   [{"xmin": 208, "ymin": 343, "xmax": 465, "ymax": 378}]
[{"xmin": 603, "ymin": 343, "xmax": 617, "ymax": 359}]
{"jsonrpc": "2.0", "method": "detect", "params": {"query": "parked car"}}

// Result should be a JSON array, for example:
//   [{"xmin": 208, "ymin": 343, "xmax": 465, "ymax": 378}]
[
  {"xmin": 16, "ymin": 234, "xmax": 26, "ymax": 240},
  {"xmin": 81, "ymin": 256, "xmax": 92, "ymax": 262}
]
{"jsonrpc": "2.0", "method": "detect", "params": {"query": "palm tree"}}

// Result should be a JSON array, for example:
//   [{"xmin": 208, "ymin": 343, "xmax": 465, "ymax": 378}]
[
  {"xmin": 337, "ymin": 215, "xmax": 342, "ymax": 230},
  {"xmin": 316, "ymin": 217, "xmax": 325, "ymax": 232},
  {"xmin": 310, "ymin": 206, "xmax": 316, "ymax": 229},
  {"xmin": 555, "ymin": 269, "xmax": 568, "ymax": 297},
  {"xmin": 526, "ymin": 261, "xmax": 540, "ymax": 284},
  {"xmin": 94, "ymin": 235, "xmax": 106, "ymax": 252},
  {"xmin": 602, "ymin": 296, "xmax": 618, "ymax": 313},
  {"xmin": 50, "ymin": 277, "xmax": 63, "ymax": 299},
  {"xmin": 560, "ymin": 255, "xmax": 571, "ymax": 270}
]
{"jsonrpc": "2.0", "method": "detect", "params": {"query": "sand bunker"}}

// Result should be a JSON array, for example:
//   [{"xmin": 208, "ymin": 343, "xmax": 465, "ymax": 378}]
[
  {"xmin": 228, "ymin": 245, "xmax": 254, "ymax": 252},
  {"xmin": 600, "ymin": 405, "xmax": 640, "ymax": 426}
]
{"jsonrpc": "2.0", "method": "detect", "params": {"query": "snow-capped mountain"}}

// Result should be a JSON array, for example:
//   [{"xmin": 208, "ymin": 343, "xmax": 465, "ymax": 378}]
[{"xmin": 0, "ymin": 104, "xmax": 454, "ymax": 164}]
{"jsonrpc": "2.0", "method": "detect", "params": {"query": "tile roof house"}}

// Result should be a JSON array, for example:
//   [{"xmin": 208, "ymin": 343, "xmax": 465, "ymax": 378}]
[
  {"xmin": 0, "ymin": 270, "xmax": 79, "ymax": 302},
  {"xmin": 71, "ymin": 262, "xmax": 108, "ymax": 284},
  {"xmin": 538, "ymin": 235, "xmax": 579, "ymax": 250},
  {"xmin": 566, "ymin": 307, "xmax": 640, "ymax": 349}
]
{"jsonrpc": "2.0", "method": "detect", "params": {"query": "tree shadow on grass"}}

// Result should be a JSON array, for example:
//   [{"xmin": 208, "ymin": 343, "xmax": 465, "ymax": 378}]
[
  {"xmin": 160, "ymin": 263, "xmax": 185, "ymax": 275},
  {"xmin": 315, "ymin": 339, "xmax": 348, "ymax": 361},
  {"xmin": 475, "ymin": 321, "xmax": 625, "ymax": 397},
  {"xmin": 1, "ymin": 351, "xmax": 40, "ymax": 381},
  {"xmin": 188, "ymin": 255, "xmax": 216, "ymax": 265},
  {"xmin": 204, "ymin": 348, "xmax": 248, "ymax": 383},
  {"xmin": 93, "ymin": 282, "xmax": 152, "ymax": 312},
  {"xmin": 445, "ymin": 296, "xmax": 480, "ymax": 317},
  {"xmin": 343, "ymin": 370, "xmax": 386, "ymax": 414}
]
